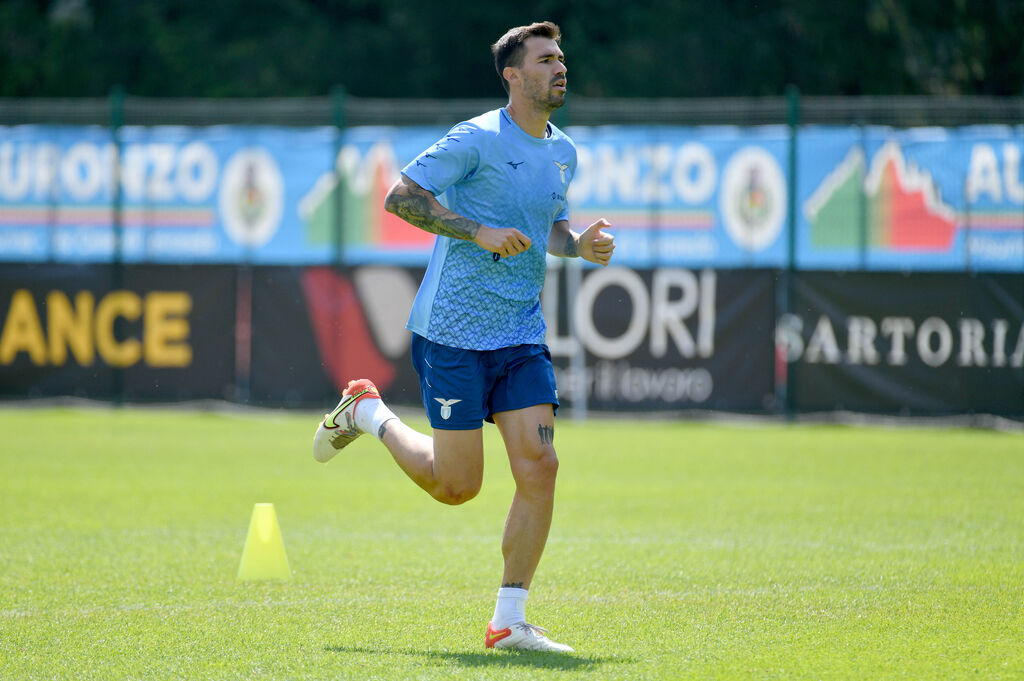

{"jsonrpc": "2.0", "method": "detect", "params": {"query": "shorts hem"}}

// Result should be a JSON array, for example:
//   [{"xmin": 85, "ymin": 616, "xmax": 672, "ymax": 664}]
[
  {"xmin": 427, "ymin": 420, "xmax": 485, "ymax": 431},
  {"xmin": 487, "ymin": 398, "xmax": 560, "ymax": 422}
]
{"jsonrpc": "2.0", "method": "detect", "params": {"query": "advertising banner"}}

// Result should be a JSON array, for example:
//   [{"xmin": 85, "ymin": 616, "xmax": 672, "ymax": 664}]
[
  {"xmin": 544, "ymin": 264, "xmax": 777, "ymax": 412},
  {"xmin": 242, "ymin": 264, "xmax": 778, "ymax": 413},
  {"xmin": 796, "ymin": 126, "xmax": 1024, "ymax": 272},
  {"xmin": 2, "ymin": 262, "xmax": 774, "ymax": 412},
  {"xmin": 0, "ymin": 125, "xmax": 338, "ymax": 264},
  {"xmin": 777, "ymin": 272, "xmax": 1024, "ymax": 415},
  {"xmin": 4, "ymin": 262, "xmax": 1019, "ymax": 417},
  {"xmin": 246, "ymin": 265, "xmax": 424, "ymax": 407},
  {"xmin": 0, "ymin": 263, "xmax": 236, "ymax": 401},
  {"xmin": 4, "ymin": 124, "xmax": 1021, "ymax": 271}
]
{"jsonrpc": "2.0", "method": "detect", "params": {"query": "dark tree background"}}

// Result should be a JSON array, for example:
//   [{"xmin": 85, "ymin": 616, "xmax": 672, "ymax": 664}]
[{"xmin": 1, "ymin": 0, "xmax": 1022, "ymax": 98}]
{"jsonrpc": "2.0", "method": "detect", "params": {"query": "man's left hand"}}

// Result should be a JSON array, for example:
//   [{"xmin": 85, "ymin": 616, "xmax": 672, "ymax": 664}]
[{"xmin": 578, "ymin": 219, "xmax": 615, "ymax": 266}]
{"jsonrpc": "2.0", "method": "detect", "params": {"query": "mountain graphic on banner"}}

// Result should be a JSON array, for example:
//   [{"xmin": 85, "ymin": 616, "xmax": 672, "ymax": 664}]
[
  {"xmin": 299, "ymin": 146, "xmax": 433, "ymax": 250},
  {"xmin": 805, "ymin": 142, "xmax": 957, "ymax": 252}
]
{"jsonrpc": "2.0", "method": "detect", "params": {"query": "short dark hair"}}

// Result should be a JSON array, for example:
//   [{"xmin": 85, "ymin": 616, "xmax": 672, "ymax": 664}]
[{"xmin": 490, "ymin": 21, "xmax": 561, "ymax": 94}]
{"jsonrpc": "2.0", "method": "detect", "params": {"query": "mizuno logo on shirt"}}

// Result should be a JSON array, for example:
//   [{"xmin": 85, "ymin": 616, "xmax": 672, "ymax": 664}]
[{"xmin": 507, "ymin": 161, "xmax": 525, "ymax": 169}]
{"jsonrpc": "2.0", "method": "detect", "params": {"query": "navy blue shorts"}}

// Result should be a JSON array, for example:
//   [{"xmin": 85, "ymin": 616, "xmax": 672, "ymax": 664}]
[{"xmin": 410, "ymin": 334, "xmax": 559, "ymax": 430}]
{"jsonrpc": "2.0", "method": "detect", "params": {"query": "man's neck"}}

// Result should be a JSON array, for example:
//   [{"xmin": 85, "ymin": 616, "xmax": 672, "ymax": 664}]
[{"xmin": 504, "ymin": 101, "xmax": 551, "ymax": 139}]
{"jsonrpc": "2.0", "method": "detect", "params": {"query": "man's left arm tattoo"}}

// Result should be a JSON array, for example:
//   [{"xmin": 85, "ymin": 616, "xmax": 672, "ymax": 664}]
[
  {"xmin": 560, "ymin": 232, "xmax": 578, "ymax": 257},
  {"xmin": 547, "ymin": 221, "xmax": 578, "ymax": 257}
]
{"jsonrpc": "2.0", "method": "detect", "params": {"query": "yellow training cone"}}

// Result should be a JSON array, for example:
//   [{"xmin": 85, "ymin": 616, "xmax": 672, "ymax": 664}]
[{"xmin": 237, "ymin": 503, "xmax": 291, "ymax": 581}]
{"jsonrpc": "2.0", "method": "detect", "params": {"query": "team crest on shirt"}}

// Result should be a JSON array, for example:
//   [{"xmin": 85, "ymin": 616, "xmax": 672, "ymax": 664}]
[
  {"xmin": 434, "ymin": 397, "xmax": 463, "ymax": 420},
  {"xmin": 553, "ymin": 161, "xmax": 569, "ymax": 184}
]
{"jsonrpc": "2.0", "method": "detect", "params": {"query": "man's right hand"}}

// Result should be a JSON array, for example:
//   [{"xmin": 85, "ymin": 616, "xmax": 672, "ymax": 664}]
[{"xmin": 474, "ymin": 226, "xmax": 532, "ymax": 258}]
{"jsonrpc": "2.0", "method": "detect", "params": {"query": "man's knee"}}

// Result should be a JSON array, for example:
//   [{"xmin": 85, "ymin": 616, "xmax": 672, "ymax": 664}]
[
  {"xmin": 433, "ymin": 478, "xmax": 482, "ymax": 505},
  {"xmin": 430, "ymin": 430, "xmax": 484, "ymax": 505},
  {"xmin": 514, "ymin": 445, "xmax": 559, "ymax": 492}
]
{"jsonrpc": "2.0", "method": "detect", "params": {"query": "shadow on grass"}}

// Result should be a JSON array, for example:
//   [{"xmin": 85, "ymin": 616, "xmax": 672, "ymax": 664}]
[{"xmin": 324, "ymin": 645, "xmax": 633, "ymax": 671}]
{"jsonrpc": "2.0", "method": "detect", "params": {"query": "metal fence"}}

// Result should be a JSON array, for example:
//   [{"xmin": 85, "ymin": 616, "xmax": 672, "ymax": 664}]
[
  {"xmin": 1, "ymin": 92, "xmax": 1022, "ymax": 274},
  {"xmin": 1, "ymin": 92, "xmax": 1022, "ymax": 127},
  {"xmin": 1, "ymin": 93, "xmax": 1022, "ymax": 415}
]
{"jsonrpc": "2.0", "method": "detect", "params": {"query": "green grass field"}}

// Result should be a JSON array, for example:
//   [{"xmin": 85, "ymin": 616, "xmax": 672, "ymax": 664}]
[{"xmin": 1, "ymin": 407, "xmax": 1021, "ymax": 680}]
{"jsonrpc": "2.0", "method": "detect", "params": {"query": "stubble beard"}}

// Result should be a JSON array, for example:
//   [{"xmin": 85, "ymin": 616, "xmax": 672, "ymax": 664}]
[
  {"xmin": 527, "ymin": 80, "xmax": 566, "ymax": 114},
  {"xmin": 546, "ymin": 91, "xmax": 566, "ymax": 111}
]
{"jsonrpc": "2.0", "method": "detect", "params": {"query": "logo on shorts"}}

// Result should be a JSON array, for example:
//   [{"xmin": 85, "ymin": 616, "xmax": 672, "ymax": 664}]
[{"xmin": 434, "ymin": 397, "xmax": 463, "ymax": 420}]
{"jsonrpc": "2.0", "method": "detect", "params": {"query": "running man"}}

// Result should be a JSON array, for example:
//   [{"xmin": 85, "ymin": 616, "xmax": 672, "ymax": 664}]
[{"xmin": 312, "ymin": 21, "xmax": 614, "ymax": 653}]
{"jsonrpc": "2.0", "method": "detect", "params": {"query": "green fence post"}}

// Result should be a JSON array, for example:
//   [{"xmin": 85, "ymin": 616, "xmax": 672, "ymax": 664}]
[
  {"xmin": 109, "ymin": 84, "xmax": 125, "ymax": 406},
  {"xmin": 781, "ymin": 85, "xmax": 801, "ymax": 419},
  {"xmin": 858, "ymin": 122, "xmax": 868, "ymax": 269},
  {"xmin": 786, "ymin": 85, "xmax": 799, "ymax": 271},
  {"xmin": 110, "ymin": 85, "xmax": 124, "ymax": 268},
  {"xmin": 331, "ymin": 85, "xmax": 347, "ymax": 267}
]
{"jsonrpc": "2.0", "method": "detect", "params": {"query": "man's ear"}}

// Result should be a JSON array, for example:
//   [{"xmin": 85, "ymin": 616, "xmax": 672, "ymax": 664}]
[{"xmin": 502, "ymin": 66, "xmax": 518, "ymax": 89}]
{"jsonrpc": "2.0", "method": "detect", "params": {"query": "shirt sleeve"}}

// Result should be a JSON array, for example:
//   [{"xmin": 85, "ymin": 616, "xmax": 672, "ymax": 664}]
[{"xmin": 401, "ymin": 122, "xmax": 482, "ymax": 196}]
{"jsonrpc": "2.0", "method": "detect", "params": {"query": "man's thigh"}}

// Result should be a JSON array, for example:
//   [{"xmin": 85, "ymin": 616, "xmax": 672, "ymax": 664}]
[
  {"xmin": 492, "ymin": 403, "xmax": 557, "ymax": 471},
  {"xmin": 432, "ymin": 427, "xmax": 485, "ymax": 492},
  {"xmin": 410, "ymin": 334, "xmax": 489, "ymax": 488}
]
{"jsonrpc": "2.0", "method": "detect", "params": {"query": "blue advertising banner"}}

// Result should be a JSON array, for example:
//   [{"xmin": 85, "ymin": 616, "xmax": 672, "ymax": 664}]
[
  {"xmin": 0, "ymin": 125, "xmax": 337, "ymax": 264},
  {"xmin": 564, "ymin": 125, "xmax": 792, "ymax": 268},
  {"xmin": 796, "ymin": 126, "xmax": 1024, "ymax": 271},
  {"xmin": 2, "ymin": 123, "xmax": 1022, "ymax": 270}
]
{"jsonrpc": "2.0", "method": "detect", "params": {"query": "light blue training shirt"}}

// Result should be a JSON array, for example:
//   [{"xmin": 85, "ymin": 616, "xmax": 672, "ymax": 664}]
[{"xmin": 401, "ymin": 107, "xmax": 577, "ymax": 350}]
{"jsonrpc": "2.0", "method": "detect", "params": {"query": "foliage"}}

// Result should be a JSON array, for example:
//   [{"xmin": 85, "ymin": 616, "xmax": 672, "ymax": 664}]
[{"xmin": 1, "ymin": 0, "xmax": 1022, "ymax": 98}]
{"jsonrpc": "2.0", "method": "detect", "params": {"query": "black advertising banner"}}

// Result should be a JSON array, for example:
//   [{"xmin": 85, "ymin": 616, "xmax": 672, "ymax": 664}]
[
  {"xmin": 1, "ymin": 264, "xmax": 778, "ymax": 412},
  {"xmin": 6, "ymin": 264, "xmax": 1020, "ymax": 418},
  {"xmin": 0, "ymin": 264, "xmax": 236, "ymax": 401},
  {"xmin": 247, "ymin": 267, "xmax": 335, "ymax": 406},
  {"xmin": 247, "ymin": 265, "xmax": 777, "ymax": 413},
  {"xmin": 779, "ymin": 272, "xmax": 1024, "ymax": 416},
  {"xmin": 248, "ymin": 265, "xmax": 425, "ymax": 408},
  {"xmin": 544, "ymin": 266, "xmax": 777, "ymax": 412}
]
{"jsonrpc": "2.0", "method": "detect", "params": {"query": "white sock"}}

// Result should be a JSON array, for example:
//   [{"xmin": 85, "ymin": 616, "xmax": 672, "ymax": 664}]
[
  {"xmin": 491, "ymin": 587, "xmax": 528, "ymax": 628},
  {"xmin": 353, "ymin": 397, "xmax": 398, "ymax": 439}
]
